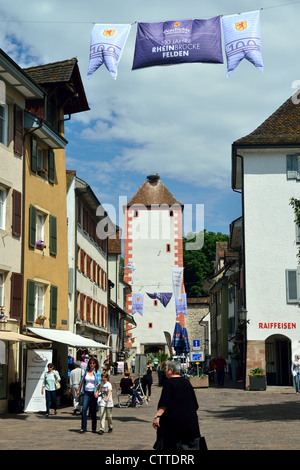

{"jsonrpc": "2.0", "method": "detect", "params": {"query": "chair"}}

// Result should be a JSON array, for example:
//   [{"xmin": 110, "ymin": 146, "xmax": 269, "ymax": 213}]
[{"xmin": 114, "ymin": 383, "xmax": 132, "ymax": 408}]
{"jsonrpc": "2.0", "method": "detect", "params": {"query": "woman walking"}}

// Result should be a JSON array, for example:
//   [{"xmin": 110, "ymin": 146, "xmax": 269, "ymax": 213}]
[
  {"xmin": 41, "ymin": 363, "xmax": 61, "ymax": 416},
  {"xmin": 77, "ymin": 357, "xmax": 101, "ymax": 433}
]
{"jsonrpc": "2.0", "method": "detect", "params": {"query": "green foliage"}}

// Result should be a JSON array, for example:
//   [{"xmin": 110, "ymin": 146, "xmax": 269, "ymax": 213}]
[
  {"xmin": 249, "ymin": 367, "xmax": 264, "ymax": 376},
  {"xmin": 183, "ymin": 230, "xmax": 228, "ymax": 297}
]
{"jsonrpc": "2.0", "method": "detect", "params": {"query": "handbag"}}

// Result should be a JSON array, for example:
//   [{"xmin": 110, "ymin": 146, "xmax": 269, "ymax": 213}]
[{"xmin": 55, "ymin": 380, "xmax": 61, "ymax": 390}]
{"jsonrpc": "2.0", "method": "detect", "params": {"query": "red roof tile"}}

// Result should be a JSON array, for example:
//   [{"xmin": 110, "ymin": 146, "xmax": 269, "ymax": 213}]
[{"xmin": 126, "ymin": 175, "xmax": 183, "ymax": 207}]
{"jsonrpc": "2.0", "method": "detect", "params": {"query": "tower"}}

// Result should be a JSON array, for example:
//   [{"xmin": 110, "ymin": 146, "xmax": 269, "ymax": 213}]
[{"xmin": 123, "ymin": 174, "xmax": 185, "ymax": 356}]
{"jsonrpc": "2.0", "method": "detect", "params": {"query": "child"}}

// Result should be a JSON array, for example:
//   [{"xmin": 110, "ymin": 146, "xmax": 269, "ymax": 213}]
[{"xmin": 98, "ymin": 373, "xmax": 114, "ymax": 434}]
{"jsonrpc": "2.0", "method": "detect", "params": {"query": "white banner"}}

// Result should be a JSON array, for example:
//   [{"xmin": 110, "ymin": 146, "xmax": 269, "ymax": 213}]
[
  {"xmin": 172, "ymin": 266, "xmax": 184, "ymax": 299},
  {"xmin": 24, "ymin": 349, "xmax": 52, "ymax": 413},
  {"xmin": 222, "ymin": 10, "xmax": 264, "ymax": 77},
  {"xmin": 87, "ymin": 23, "xmax": 131, "ymax": 80}
]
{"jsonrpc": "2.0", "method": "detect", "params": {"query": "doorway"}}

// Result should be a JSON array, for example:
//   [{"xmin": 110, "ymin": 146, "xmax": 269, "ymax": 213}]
[{"xmin": 265, "ymin": 335, "xmax": 292, "ymax": 386}]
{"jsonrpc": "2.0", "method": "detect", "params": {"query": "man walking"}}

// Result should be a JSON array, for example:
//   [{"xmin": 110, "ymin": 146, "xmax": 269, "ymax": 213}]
[{"xmin": 214, "ymin": 354, "xmax": 227, "ymax": 387}]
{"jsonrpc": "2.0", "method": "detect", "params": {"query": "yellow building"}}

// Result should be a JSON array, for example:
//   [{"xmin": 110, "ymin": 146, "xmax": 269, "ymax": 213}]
[{"xmin": 22, "ymin": 59, "xmax": 89, "ymax": 375}]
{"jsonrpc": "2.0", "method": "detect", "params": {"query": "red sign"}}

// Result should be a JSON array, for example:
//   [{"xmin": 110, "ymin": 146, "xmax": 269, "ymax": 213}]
[{"xmin": 258, "ymin": 322, "xmax": 296, "ymax": 329}]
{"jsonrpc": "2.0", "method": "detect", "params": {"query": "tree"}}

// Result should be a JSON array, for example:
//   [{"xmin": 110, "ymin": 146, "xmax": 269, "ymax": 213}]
[{"xmin": 183, "ymin": 230, "xmax": 228, "ymax": 297}]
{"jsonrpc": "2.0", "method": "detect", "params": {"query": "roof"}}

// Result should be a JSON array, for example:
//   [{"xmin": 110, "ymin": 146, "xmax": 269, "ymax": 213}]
[
  {"xmin": 24, "ymin": 58, "xmax": 90, "ymax": 115},
  {"xmin": 233, "ymin": 93, "xmax": 300, "ymax": 147},
  {"xmin": 126, "ymin": 175, "xmax": 183, "ymax": 208}
]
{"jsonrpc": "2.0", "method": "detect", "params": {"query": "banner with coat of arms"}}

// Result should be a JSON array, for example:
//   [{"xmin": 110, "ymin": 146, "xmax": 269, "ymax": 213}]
[
  {"xmin": 87, "ymin": 23, "xmax": 131, "ymax": 79},
  {"xmin": 222, "ymin": 10, "xmax": 263, "ymax": 77}
]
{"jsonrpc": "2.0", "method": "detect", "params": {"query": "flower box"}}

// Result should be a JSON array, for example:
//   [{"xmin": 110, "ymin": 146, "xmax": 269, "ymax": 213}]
[
  {"xmin": 249, "ymin": 375, "xmax": 266, "ymax": 391},
  {"xmin": 188, "ymin": 376, "xmax": 209, "ymax": 388}
]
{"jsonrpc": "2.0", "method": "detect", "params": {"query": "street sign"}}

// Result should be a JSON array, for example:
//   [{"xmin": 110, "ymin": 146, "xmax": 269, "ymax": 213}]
[
  {"xmin": 193, "ymin": 339, "xmax": 200, "ymax": 350},
  {"xmin": 190, "ymin": 351, "xmax": 204, "ymax": 362}
]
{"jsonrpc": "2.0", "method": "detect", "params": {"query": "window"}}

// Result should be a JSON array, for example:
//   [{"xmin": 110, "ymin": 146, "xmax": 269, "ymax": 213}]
[
  {"xmin": 166, "ymin": 244, "xmax": 171, "ymax": 252},
  {"xmin": 287, "ymin": 154, "xmax": 300, "ymax": 179},
  {"xmin": 286, "ymin": 269, "xmax": 299, "ymax": 303},
  {"xmin": 35, "ymin": 284, "xmax": 45, "ymax": 319},
  {"xmin": 0, "ymin": 187, "xmax": 6, "ymax": 230},
  {"xmin": 0, "ymin": 104, "xmax": 8, "ymax": 146},
  {"xmin": 31, "ymin": 137, "xmax": 55, "ymax": 183},
  {"xmin": 148, "ymin": 323, "xmax": 153, "ymax": 328},
  {"xmin": 0, "ymin": 272, "xmax": 4, "ymax": 307},
  {"xmin": 154, "ymin": 300, "xmax": 158, "ymax": 306},
  {"xmin": 36, "ymin": 211, "xmax": 45, "ymax": 244}
]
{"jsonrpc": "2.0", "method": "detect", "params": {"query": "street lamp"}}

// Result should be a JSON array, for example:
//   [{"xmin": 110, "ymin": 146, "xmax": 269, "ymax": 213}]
[{"xmin": 237, "ymin": 306, "xmax": 248, "ymax": 390}]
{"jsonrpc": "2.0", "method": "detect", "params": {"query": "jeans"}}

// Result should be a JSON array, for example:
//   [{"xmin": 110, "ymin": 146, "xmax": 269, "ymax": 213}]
[
  {"xmin": 45, "ymin": 390, "xmax": 57, "ymax": 414},
  {"xmin": 294, "ymin": 374, "xmax": 300, "ymax": 392},
  {"xmin": 216, "ymin": 369, "xmax": 225, "ymax": 386},
  {"xmin": 81, "ymin": 391, "xmax": 97, "ymax": 431},
  {"xmin": 131, "ymin": 389, "xmax": 143, "ymax": 407}
]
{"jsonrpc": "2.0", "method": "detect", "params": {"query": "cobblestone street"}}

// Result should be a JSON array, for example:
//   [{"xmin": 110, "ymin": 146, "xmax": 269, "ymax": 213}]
[{"xmin": 1, "ymin": 373, "xmax": 300, "ymax": 456}]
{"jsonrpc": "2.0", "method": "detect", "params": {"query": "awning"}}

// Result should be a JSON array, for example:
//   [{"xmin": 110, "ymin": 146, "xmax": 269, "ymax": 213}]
[
  {"xmin": 0, "ymin": 331, "xmax": 50, "ymax": 344},
  {"xmin": 27, "ymin": 327, "xmax": 109, "ymax": 349}
]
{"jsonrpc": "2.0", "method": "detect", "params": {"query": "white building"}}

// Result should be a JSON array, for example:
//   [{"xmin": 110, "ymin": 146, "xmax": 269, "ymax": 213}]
[
  {"xmin": 232, "ymin": 93, "xmax": 300, "ymax": 387},
  {"xmin": 123, "ymin": 174, "xmax": 185, "ymax": 356}
]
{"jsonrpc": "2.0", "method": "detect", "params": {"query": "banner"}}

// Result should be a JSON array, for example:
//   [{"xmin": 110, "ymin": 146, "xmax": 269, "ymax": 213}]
[
  {"xmin": 124, "ymin": 262, "xmax": 135, "ymax": 284},
  {"xmin": 175, "ymin": 294, "xmax": 188, "ymax": 317},
  {"xmin": 87, "ymin": 23, "xmax": 131, "ymax": 80},
  {"xmin": 222, "ymin": 10, "xmax": 264, "ymax": 77},
  {"xmin": 24, "ymin": 349, "xmax": 52, "ymax": 413},
  {"xmin": 132, "ymin": 17, "xmax": 223, "ymax": 70},
  {"xmin": 132, "ymin": 293, "xmax": 144, "ymax": 316},
  {"xmin": 146, "ymin": 292, "xmax": 173, "ymax": 307},
  {"xmin": 172, "ymin": 266, "xmax": 184, "ymax": 299}
]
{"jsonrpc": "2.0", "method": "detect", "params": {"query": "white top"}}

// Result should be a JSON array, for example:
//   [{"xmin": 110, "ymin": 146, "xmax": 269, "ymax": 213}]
[
  {"xmin": 84, "ymin": 373, "xmax": 95, "ymax": 392},
  {"xmin": 99, "ymin": 381, "xmax": 113, "ymax": 407}
]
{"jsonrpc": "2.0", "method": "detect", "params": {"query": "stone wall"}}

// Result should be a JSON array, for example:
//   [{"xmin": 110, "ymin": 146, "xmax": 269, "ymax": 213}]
[{"xmin": 186, "ymin": 298, "xmax": 210, "ymax": 357}]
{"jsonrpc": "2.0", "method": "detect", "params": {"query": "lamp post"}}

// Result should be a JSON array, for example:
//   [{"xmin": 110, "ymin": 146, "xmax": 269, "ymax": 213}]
[{"xmin": 238, "ymin": 306, "xmax": 248, "ymax": 390}]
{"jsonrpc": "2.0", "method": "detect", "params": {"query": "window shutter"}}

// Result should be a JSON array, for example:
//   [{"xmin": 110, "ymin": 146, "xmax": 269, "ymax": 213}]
[
  {"xmin": 31, "ymin": 138, "xmax": 37, "ymax": 173},
  {"xmin": 12, "ymin": 190, "xmax": 21, "ymax": 237},
  {"xmin": 49, "ymin": 215, "xmax": 57, "ymax": 255},
  {"xmin": 29, "ymin": 205, "xmax": 36, "ymax": 248},
  {"xmin": 48, "ymin": 149, "xmax": 55, "ymax": 183},
  {"xmin": 50, "ymin": 285, "xmax": 58, "ymax": 326},
  {"xmin": 286, "ymin": 269, "xmax": 299, "ymax": 303},
  {"xmin": 287, "ymin": 154, "xmax": 299, "ymax": 179},
  {"xmin": 10, "ymin": 272, "xmax": 23, "ymax": 319},
  {"xmin": 14, "ymin": 105, "xmax": 23, "ymax": 156},
  {"xmin": 26, "ymin": 279, "xmax": 35, "ymax": 322}
]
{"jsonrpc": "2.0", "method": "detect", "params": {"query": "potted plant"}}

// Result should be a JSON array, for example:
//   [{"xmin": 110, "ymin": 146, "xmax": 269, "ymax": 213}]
[
  {"xmin": 36, "ymin": 240, "xmax": 46, "ymax": 250},
  {"xmin": 249, "ymin": 367, "xmax": 267, "ymax": 391},
  {"xmin": 187, "ymin": 362, "xmax": 209, "ymax": 388},
  {"xmin": 36, "ymin": 315, "xmax": 46, "ymax": 325}
]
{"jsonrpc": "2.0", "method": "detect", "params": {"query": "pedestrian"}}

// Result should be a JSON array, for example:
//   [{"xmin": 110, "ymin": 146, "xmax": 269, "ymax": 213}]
[
  {"xmin": 80, "ymin": 355, "xmax": 87, "ymax": 370},
  {"xmin": 103, "ymin": 355, "xmax": 111, "ymax": 375},
  {"xmin": 98, "ymin": 373, "xmax": 114, "ymax": 434},
  {"xmin": 120, "ymin": 370, "xmax": 143, "ymax": 407},
  {"xmin": 77, "ymin": 357, "xmax": 101, "ymax": 433},
  {"xmin": 152, "ymin": 360, "xmax": 201, "ymax": 451},
  {"xmin": 131, "ymin": 357, "xmax": 135, "ymax": 373},
  {"xmin": 142, "ymin": 361, "xmax": 153, "ymax": 401},
  {"xmin": 214, "ymin": 354, "xmax": 227, "ymax": 387},
  {"xmin": 69, "ymin": 360, "xmax": 83, "ymax": 414},
  {"xmin": 41, "ymin": 363, "xmax": 61, "ymax": 417},
  {"xmin": 291, "ymin": 355, "xmax": 300, "ymax": 393}
]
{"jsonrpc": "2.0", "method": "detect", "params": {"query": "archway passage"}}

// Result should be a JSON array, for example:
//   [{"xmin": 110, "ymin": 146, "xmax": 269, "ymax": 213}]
[{"xmin": 265, "ymin": 334, "xmax": 292, "ymax": 386}]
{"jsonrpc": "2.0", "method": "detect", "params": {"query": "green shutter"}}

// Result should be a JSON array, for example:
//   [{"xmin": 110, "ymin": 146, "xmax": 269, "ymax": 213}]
[
  {"xmin": 49, "ymin": 215, "xmax": 57, "ymax": 255},
  {"xmin": 26, "ymin": 279, "xmax": 35, "ymax": 323},
  {"xmin": 31, "ymin": 138, "xmax": 37, "ymax": 173},
  {"xmin": 50, "ymin": 285, "xmax": 58, "ymax": 326},
  {"xmin": 48, "ymin": 149, "xmax": 55, "ymax": 183},
  {"xmin": 29, "ymin": 205, "xmax": 36, "ymax": 248}
]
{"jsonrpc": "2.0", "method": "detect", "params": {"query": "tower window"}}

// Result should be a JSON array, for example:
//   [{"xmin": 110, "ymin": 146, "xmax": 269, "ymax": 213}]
[
  {"xmin": 154, "ymin": 300, "xmax": 158, "ymax": 306},
  {"xmin": 148, "ymin": 322, "xmax": 153, "ymax": 328},
  {"xmin": 166, "ymin": 244, "xmax": 171, "ymax": 252},
  {"xmin": 169, "ymin": 210, "xmax": 174, "ymax": 217}
]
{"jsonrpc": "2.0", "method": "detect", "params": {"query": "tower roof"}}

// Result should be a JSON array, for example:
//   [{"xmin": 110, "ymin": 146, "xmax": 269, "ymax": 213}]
[{"xmin": 126, "ymin": 174, "xmax": 183, "ymax": 208}]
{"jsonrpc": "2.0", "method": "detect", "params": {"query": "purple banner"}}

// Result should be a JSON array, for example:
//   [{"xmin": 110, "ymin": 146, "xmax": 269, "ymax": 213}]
[{"xmin": 132, "ymin": 17, "xmax": 223, "ymax": 70}]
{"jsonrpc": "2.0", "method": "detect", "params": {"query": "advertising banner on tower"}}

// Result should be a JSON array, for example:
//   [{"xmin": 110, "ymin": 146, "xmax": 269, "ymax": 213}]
[{"xmin": 132, "ymin": 16, "xmax": 223, "ymax": 70}]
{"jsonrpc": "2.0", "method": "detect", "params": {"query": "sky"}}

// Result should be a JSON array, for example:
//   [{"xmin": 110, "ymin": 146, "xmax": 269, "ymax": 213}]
[{"xmin": 0, "ymin": 0, "xmax": 300, "ymax": 237}]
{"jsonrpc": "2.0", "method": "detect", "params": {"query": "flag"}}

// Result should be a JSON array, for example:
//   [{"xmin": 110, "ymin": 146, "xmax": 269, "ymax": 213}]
[
  {"xmin": 87, "ymin": 23, "xmax": 131, "ymax": 80},
  {"xmin": 175, "ymin": 294, "xmax": 188, "ymax": 317},
  {"xmin": 132, "ymin": 17, "xmax": 223, "ymax": 70},
  {"xmin": 124, "ymin": 262, "xmax": 135, "ymax": 284},
  {"xmin": 146, "ymin": 292, "xmax": 173, "ymax": 307},
  {"xmin": 172, "ymin": 266, "xmax": 184, "ymax": 299},
  {"xmin": 222, "ymin": 10, "xmax": 264, "ymax": 77},
  {"xmin": 132, "ymin": 293, "xmax": 144, "ymax": 316}
]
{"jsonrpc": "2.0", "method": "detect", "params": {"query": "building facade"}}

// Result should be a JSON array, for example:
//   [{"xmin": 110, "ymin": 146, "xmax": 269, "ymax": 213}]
[
  {"xmin": 232, "ymin": 93, "xmax": 300, "ymax": 387},
  {"xmin": 123, "ymin": 174, "xmax": 185, "ymax": 358}
]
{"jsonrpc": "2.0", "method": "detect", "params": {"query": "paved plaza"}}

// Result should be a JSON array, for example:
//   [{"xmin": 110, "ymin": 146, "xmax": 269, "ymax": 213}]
[{"xmin": 1, "ymin": 373, "xmax": 300, "ymax": 454}]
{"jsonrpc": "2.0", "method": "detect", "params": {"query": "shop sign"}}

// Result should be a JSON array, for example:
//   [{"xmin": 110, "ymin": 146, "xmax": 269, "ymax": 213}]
[{"xmin": 258, "ymin": 322, "xmax": 296, "ymax": 329}]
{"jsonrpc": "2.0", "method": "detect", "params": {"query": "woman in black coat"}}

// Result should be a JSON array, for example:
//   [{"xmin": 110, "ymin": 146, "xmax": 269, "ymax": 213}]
[{"xmin": 153, "ymin": 360, "xmax": 200, "ymax": 451}]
